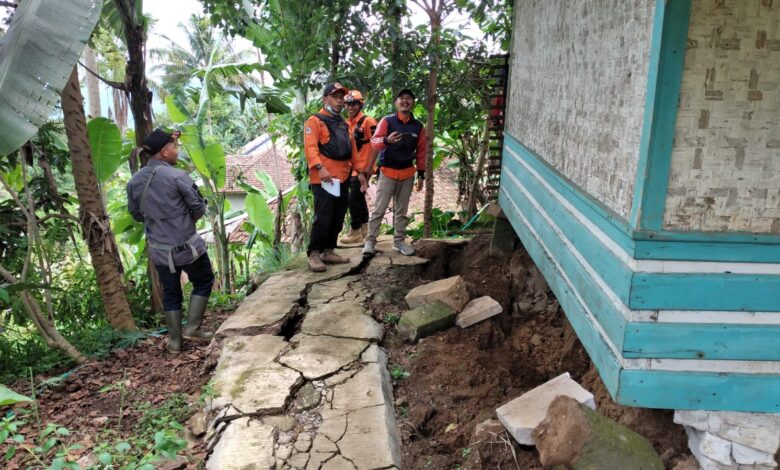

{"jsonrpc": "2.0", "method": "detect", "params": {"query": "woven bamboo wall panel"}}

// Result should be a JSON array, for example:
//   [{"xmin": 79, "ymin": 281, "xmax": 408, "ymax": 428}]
[
  {"xmin": 664, "ymin": 0, "xmax": 780, "ymax": 233},
  {"xmin": 505, "ymin": 0, "xmax": 653, "ymax": 218}
]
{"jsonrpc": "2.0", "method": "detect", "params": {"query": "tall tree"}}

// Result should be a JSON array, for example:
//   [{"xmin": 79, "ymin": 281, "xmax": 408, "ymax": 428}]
[
  {"xmin": 83, "ymin": 46, "xmax": 102, "ymax": 118},
  {"xmin": 61, "ymin": 67, "xmax": 137, "ymax": 331}
]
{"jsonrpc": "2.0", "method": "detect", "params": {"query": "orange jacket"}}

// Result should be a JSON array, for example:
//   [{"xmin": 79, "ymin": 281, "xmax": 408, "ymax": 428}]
[
  {"xmin": 346, "ymin": 111, "xmax": 377, "ymax": 177},
  {"xmin": 304, "ymin": 109, "xmax": 359, "ymax": 184},
  {"xmin": 370, "ymin": 112, "xmax": 427, "ymax": 181}
]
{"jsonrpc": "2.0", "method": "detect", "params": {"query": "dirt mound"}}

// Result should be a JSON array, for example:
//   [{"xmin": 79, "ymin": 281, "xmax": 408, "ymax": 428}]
[{"xmin": 374, "ymin": 235, "xmax": 689, "ymax": 469}]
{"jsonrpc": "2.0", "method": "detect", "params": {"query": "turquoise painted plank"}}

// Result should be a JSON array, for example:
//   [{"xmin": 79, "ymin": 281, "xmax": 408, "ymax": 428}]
[
  {"xmin": 630, "ymin": 0, "xmax": 692, "ymax": 231},
  {"xmin": 635, "ymin": 239, "xmax": 780, "ymax": 263},
  {"xmin": 634, "ymin": 229, "xmax": 780, "ymax": 245},
  {"xmin": 500, "ymin": 172, "xmax": 629, "ymax": 348},
  {"xmin": 504, "ymin": 136, "xmax": 635, "ymax": 253},
  {"xmin": 630, "ymin": 273, "xmax": 780, "ymax": 312},
  {"xmin": 624, "ymin": 322, "xmax": 780, "ymax": 360},
  {"xmin": 499, "ymin": 189, "xmax": 623, "ymax": 396},
  {"xmin": 618, "ymin": 370, "xmax": 780, "ymax": 412},
  {"xmin": 503, "ymin": 146, "xmax": 634, "ymax": 304}
]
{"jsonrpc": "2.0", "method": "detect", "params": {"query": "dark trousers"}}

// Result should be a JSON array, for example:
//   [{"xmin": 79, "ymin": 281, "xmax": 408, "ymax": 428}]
[
  {"xmin": 347, "ymin": 175, "xmax": 369, "ymax": 229},
  {"xmin": 308, "ymin": 182, "xmax": 349, "ymax": 254},
  {"xmin": 155, "ymin": 253, "xmax": 215, "ymax": 311}
]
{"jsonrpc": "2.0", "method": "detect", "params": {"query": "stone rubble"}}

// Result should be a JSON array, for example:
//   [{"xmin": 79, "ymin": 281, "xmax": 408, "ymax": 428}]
[
  {"xmin": 204, "ymin": 241, "xmax": 407, "ymax": 470},
  {"xmin": 397, "ymin": 300, "xmax": 456, "ymax": 342},
  {"xmin": 496, "ymin": 372, "xmax": 596, "ymax": 445},
  {"xmin": 456, "ymin": 295, "xmax": 503, "ymax": 328},
  {"xmin": 404, "ymin": 275, "xmax": 470, "ymax": 311},
  {"xmin": 675, "ymin": 410, "xmax": 780, "ymax": 470}
]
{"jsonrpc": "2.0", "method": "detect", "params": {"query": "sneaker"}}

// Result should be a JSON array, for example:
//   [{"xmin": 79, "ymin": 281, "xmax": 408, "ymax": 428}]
[
  {"xmin": 321, "ymin": 249, "xmax": 349, "ymax": 264},
  {"xmin": 393, "ymin": 241, "xmax": 415, "ymax": 256},
  {"xmin": 362, "ymin": 239, "xmax": 376, "ymax": 256},
  {"xmin": 339, "ymin": 227, "xmax": 363, "ymax": 245},
  {"xmin": 308, "ymin": 251, "xmax": 327, "ymax": 272}
]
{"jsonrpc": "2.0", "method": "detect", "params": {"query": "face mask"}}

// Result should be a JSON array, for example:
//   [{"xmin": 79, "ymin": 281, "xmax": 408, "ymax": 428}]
[{"xmin": 325, "ymin": 103, "xmax": 338, "ymax": 115}]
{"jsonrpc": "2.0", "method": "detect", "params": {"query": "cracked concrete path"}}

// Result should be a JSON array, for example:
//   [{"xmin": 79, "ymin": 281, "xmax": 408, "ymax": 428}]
[{"xmin": 204, "ymin": 237, "xmax": 425, "ymax": 470}]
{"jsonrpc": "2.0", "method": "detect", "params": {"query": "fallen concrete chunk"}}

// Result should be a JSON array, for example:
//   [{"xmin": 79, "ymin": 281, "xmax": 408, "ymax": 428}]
[
  {"xmin": 496, "ymin": 372, "xmax": 595, "ymax": 445},
  {"xmin": 731, "ymin": 441, "xmax": 776, "ymax": 466},
  {"xmin": 207, "ymin": 418, "xmax": 275, "ymax": 469},
  {"xmin": 397, "ymin": 301, "xmax": 456, "ymax": 342},
  {"xmin": 404, "ymin": 275, "xmax": 469, "ymax": 311},
  {"xmin": 685, "ymin": 427, "xmax": 734, "ymax": 466},
  {"xmin": 533, "ymin": 396, "xmax": 664, "ymax": 470},
  {"xmin": 674, "ymin": 410, "xmax": 780, "ymax": 455},
  {"xmin": 456, "ymin": 296, "xmax": 502, "ymax": 328}
]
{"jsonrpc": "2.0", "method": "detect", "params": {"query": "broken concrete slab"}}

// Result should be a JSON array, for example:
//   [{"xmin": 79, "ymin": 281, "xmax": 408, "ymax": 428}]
[
  {"xmin": 321, "ymin": 455, "xmax": 356, "ymax": 469},
  {"xmin": 216, "ymin": 279, "xmax": 301, "ymax": 336},
  {"xmin": 674, "ymin": 410, "xmax": 780, "ymax": 455},
  {"xmin": 206, "ymin": 418, "xmax": 275, "ymax": 470},
  {"xmin": 279, "ymin": 334, "xmax": 368, "ymax": 380},
  {"xmin": 306, "ymin": 452, "xmax": 336, "ymax": 470},
  {"xmin": 338, "ymin": 403, "xmax": 402, "ymax": 469},
  {"xmin": 211, "ymin": 335, "xmax": 302, "ymax": 413},
  {"xmin": 301, "ymin": 301, "xmax": 383, "ymax": 342},
  {"xmin": 397, "ymin": 300, "xmax": 456, "ymax": 343},
  {"xmin": 533, "ymin": 396, "xmax": 663, "ymax": 470},
  {"xmin": 456, "ymin": 295, "xmax": 503, "ymax": 328},
  {"xmin": 405, "ymin": 275, "xmax": 469, "ymax": 311},
  {"xmin": 331, "ymin": 363, "xmax": 393, "ymax": 412},
  {"xmin": 318, "ymin": 409, "xmax": 348, "ymax": 442},
  {"xmin": 496, "ymin": 372, "xmax": 595, "ymax": 445},
  {"xmin": 360, "ymin": 344, "xmax": 388, "ymax": 364}
]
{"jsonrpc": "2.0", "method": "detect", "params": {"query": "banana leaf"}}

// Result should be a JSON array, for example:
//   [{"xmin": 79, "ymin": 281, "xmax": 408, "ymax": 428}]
[{"xmin": 0, "ymin": 0, "xmax": 102, "ymax": 157}]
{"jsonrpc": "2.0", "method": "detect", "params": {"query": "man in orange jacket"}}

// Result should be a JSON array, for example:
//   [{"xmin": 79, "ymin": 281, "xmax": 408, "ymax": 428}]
[
  {"xmin": 340, "ymin": 90, "xmax": 377, "ymax": 245},
  {"xmin": 303, "ymin": 82, "xmax": 365, "ymax": 272}
]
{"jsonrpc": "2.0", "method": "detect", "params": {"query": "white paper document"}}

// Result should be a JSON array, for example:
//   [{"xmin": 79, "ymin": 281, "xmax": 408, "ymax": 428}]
[{"xmin": 321, "ymin": 178, "xmax": 341, "ymax": 197}]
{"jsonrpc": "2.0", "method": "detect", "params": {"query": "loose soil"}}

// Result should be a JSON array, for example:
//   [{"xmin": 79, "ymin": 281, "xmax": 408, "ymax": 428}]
[
  {"xmin": 365, "ymin": 234, "xmax": 691, "ymax": 469},
  {"xmin": 1, "ymin": 308, "xmax": 231, "ymax": 469}
]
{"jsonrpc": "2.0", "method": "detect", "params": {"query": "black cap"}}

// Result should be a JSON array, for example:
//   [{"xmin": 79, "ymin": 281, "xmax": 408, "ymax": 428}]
[
  {"xmin": 322, "ymin": 82, "xmax": 348, "ymax": 97},
  {"xmin": 142, "ymin": 128, "xmax": 180, "ymax": 155},
  {"xmin": 395, "ymin": 89, "xmax": 415, "ymax": 100}
]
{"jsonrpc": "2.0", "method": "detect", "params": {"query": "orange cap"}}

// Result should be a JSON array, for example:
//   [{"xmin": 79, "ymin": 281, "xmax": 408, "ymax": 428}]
[{"xmin": 345, "ymin": 90, "xmax": 364, "ymax": 103}]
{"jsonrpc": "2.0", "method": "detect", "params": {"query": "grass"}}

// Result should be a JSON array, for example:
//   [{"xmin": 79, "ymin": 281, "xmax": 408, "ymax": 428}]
[{"xmin": 390, "ymin": 364, "xmax": 411, "ymax": 380}]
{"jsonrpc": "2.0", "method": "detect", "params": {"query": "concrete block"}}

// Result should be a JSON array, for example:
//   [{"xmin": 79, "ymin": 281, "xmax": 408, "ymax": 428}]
[
  {"xmin": 397, "ymin": 301, "xmax": 456, "ymax": 343},
  {"xmin": 490, "ymin": 217, "xmax": 517, "ymax": 258},
  {"xmin": 405, "ymin": 275, "xmax": 469, "ymax": 312},
  {"xmin": 686, "ymin": 427, "xmax": 734, "ymax": 466},
  {"xmin": 731, "ymin": 442, "xmax": 777, "ymax": 466},
  {"xmin": 495, "ymin": 372, "xmax": 595, "ymax": 445},
  {"xmin": 675, "ymin": 410, "xmax": 780, "ymax": 455},
  {"xmin": 456, "ymin": 296, "xmax": 503, "ymax": 328}
]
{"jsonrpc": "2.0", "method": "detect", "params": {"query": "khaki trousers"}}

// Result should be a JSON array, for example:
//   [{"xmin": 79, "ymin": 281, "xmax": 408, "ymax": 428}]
[{"xmin": 366, "ymin": 173, "xmax": 415, "ymax": 244}]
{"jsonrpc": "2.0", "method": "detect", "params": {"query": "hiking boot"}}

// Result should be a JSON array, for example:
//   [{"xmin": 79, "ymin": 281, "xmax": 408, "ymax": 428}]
[
  {"xmin": 340, "ymin": 227, "xmax": 363, "ymax": 245},
  {"xmin": 360, "ymin": 223, "xmax": 368, "ymax": 239},
  {"xmin": 164, "ymin": 310, "xmax": 182, "ymax": 354},
  {"xmin": 308, "ymin": 251, "xmax": 327, "ymax": 272},
  {"xmin": 393, "ymin": 241, "xmax": 415, "ymax": 256},
  {"xmin": 362, "ymin": 239, "xmax": 376, "ymax": 256},
  {"xmin": 183, "ymin": 295, "xmax": 213, "ymax": 342},
  {"xmin": 321, "ymin": 249, "xmax": 349, "ymax": 264}
]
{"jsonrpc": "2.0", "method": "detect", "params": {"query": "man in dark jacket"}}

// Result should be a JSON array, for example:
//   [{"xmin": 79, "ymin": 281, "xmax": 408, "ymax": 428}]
[{"xmin": 126, "ymin": 129, "xmax": 214, "ymax": 353}]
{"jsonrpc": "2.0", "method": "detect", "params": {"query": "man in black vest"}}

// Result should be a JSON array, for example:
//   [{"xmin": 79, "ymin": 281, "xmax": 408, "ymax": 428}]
[
  {"xmin": 303, "ymin": 83, "xmax": 363, "ymax": 272},
  {"xmin": 362, "ymin": 89, "xmax": 427, "ymax": 256}
]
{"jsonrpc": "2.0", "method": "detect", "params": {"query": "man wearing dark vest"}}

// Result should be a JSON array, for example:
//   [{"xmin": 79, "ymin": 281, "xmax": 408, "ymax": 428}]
[
  {"xmin": 362, "ymin": 89, "xmax": 427, "ymax": 256},
  {"xmin": 126, "ymin": 129, "xmax": 215, "ymax": 353},
  {"xmin": 340, "ymin": 89, "xmax": 377, "ymax": 245},
  {"xmin": 303, "ymin": 82, "xmax": 364, "ymax": 272}
]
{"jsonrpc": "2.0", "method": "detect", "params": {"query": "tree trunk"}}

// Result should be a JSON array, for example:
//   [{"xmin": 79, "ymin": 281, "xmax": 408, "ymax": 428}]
[
  {"xmin": 423, "ymin": 15, "xmax": 442, "ymax": 238},
  {"xmin": 467, "ymin": 116, "xmax": 491, "ymax": 217},
  {"xmin": 61, "ymin": 67, "xmax": 137, "ymax": 331},
  {"xmin": 83, "ymin": 46, "xmax": 101, "ymax": 118}
]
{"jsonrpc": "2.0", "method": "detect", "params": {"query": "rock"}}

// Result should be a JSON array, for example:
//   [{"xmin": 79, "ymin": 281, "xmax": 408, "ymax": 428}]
[
  {"xmin": 211, "ymin": 335, "xmax": 302, "ymax": 413},
  {"xmin": 672, "ymin": 456, "xmax": 701, "ymax": 470},
  {"xmin": 338, "ymin": 403, "xmax": 402, "ymax": 469},
  {"xmin": 276, "ymin": 444, "xmax": 293, "ymax": 460},
  {"xmin": 397, "ymin": 301, "xmax": 456, "ymax": 342},
  {"xmin": 264, "ymin": 415, "xmax": 296, "ymax": 432},
  {"xmin": 674, "ymin": 410, "xmax": 780, "ymax": 455},
  {"xmin": 279, "ymin": 334, "xmax": 368, "ymax": 380},
  {"xmin": 207, "ymin": 418, "xmax": 275, "ymax": 470},
  {"xmin": 158, "ymin": 455, "xmax": 188, "ymax": 470},
  {"xmin": 301, "ymin": 301, "xmax": 383, "ymax": 342},
  {"xmin": 277, "ymin": 432, "xmax": 293, "ymax": 445},
  {"xmin": 294, "ymin": 383, "xmax": 321, "ymax": 411},
  {"xmin": 490, "ymin": 217, "xmax": 517, "ymax": 258},
  {"xmin": 321, "ymin": 455, "xmax": 357, "ymax": 469},
  {"xmin": 456, "ymin": 296, "xmax": 503, "ymax": 328},
  {"xmin": 92, "ymin": 416, "xmax": 109, "ymax": 426},
  {"xmin": 187, "ymin": 410, "xmax": 208, "ymax": 437},
  {"xmin": 496, "ymin": 372, "xmax": 595, "ymax": 445},
  {"xmin": 533, "ymin": 396, "xmax": 664, "ymax": 470},
  {"xmin": 470, "ymin": 419, "xmax": 506, "ymax": 446},
  {"xmin": 404, "ymin": 275, "xmax": 469, "ymax": 312},
  {"xmin": 529, "ymin": 334, "xmax": 542, "ymax": 346}
]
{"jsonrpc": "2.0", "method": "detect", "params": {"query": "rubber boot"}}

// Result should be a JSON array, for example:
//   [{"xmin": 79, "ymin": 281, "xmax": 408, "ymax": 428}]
[
  {"xmin": 183, "ymin": 295, "xmax": 213, "ymax": 342},
  {"xmin": 308, "ymin": 250, "xmax": 327, "ymax": 272},
  {"xmin": 339, "ymin": 227, "xmax": 363, "ymax": 245},
  {"xmin": 164, "ymin": 310, "xmax": 183, "ymax": 353}
]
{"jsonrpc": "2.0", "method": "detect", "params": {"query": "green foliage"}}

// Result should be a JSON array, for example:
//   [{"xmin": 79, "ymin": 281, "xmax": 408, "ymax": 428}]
[
  {"xmin": 87, "ymin": 117, "xmax": 126, "ymax": 184},
  {"xmin": 0, "ymin": 384, "xmax": 32, "ymax": 406},
  {"xmin": 406, "ymin": 208, "xmax": 459, "ymax": 240},
  {"xmin": 1, "ymin": 415, "xmax": 81, "ymax": 469},
  {"xmin": 390, "ymin": 364, "xmax": 411, "ymax": 380},
  {"xmin": 383, "ymin": 314, "xmax": 400, "ymax": 325}
]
